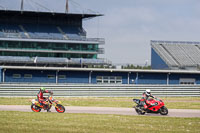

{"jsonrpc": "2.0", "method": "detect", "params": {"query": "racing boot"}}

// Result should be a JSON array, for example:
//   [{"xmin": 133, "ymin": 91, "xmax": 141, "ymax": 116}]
[
  {"xmin": 47, "ymin": 104, "xmax": 51, "ymax": 112},
  {"xmin": 47, "ymin": 108, "xmax": 51, "ymax": 112}
]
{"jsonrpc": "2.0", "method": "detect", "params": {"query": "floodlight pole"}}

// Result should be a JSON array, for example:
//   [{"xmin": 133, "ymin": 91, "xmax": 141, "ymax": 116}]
[
  {"xmin": 21, "ymin": 0, "xmax": 24, "ymax": 13},
  {"xmin": 65, "ymin": 0, "xmax": 69, "ymax": 13}
]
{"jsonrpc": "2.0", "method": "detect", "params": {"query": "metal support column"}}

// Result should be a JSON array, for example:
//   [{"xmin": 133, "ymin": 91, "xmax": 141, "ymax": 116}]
[
  {"xmin": 128, "ymin": 72, "xmax": 130, "ymax": 84},
  {"xmin": 56, "ymin": 70, "xmax": 59, "ymax": 84},
  {"xmin": 2, "ymin": 69, "xmax": 6, "ymax": 83},
  {"xmin": 167, "ymin": 73, "xmax": 170, "ymax": 85},
  {"xmin": 136, "ymin": 72, "xmax": 139, "ymax": 84},
  {"xmin": 89, "ymin": 71, "xmax": 92, "ymax": 84}
]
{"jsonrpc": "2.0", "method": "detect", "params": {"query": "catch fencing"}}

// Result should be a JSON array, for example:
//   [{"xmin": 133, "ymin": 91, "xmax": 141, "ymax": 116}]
[{"xmin": 0, "ymin": 84, "xmax": 200, "ymax": 97}]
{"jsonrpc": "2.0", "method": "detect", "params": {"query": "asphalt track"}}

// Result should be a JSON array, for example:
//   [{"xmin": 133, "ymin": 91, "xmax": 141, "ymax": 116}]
[{"xmin": 0, "ymin": 105, "xmax": 200, "ymax": 118}]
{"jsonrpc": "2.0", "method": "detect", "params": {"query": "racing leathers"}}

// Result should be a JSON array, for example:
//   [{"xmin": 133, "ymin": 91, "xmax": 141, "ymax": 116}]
[
  {"xmin": 37, "ymin": 90, "xmax": 52, "ymax": 109},
  {"xmin": 140, "ymin": 92, "xmax": 155, "ymax": 109}
]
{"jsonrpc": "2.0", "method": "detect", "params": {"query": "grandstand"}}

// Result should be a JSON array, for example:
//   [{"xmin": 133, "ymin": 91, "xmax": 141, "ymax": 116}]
[
  {"xmin": 151, "ymin": 40, "xmax": 200, "ymax": 70},
  {"xmin": 0, "ymin": 2, "xmax": 199, "ymax": 85},
  {"xmin": 0, "ymin": 10, "xmax": 110, "ymax": 67}
]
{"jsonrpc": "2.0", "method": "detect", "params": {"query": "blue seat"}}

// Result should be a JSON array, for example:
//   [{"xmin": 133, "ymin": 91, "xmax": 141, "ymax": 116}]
[{"xmin": 0, "ymin": 23, "xmax": 86, "ymax": 40}]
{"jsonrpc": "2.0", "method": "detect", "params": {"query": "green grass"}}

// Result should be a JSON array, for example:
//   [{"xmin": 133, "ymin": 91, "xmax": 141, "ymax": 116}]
[
  {"xmin": 0, "ymin": 97, "xmax": 200, "ymax": 109},
  {"xmin": 0, "ymin": 111, "xmax": 200, "ymax": 133}
]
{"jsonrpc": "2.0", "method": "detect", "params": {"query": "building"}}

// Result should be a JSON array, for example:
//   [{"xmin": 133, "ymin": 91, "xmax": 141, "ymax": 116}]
[
  {"xmin": 0, "ymin": 7, "xmax": 200, "ymax": 85},
  {"xmin": 1, "ymin": 66, "xmax": 200, "ymax": 85},
  {"xmin": 0, "ymin": 9, "xmax": 109, "ymax": 67}
]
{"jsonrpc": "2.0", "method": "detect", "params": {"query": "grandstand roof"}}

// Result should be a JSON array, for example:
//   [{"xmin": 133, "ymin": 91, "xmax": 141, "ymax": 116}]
[
  {"xmin": 0, "ymin": 9, "xmax": 103, "ymax": 19},
  {"xmin": 1, "ymin": 65, "xmax": 200, "ymax": 74},
  {"xmin": 151, "ymin": 40, "xmax": 200, "ymax": 69}
]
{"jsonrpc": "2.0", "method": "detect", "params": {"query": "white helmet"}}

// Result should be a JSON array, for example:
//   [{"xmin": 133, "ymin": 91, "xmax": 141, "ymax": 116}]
[{"xmin": 145, "ymin": 89, "xmax": 151, "ymax": 96}]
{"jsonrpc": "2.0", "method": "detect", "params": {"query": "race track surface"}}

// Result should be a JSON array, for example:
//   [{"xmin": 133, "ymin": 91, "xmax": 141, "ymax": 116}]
[{"xmin": 0, "ymin": 105, "xmax": 200, "ymax": 118}]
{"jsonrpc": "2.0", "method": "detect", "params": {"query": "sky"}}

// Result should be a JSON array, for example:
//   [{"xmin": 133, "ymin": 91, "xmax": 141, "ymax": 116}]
[{"xmin": 1, "ymin": 0, "xmax": 200, "ymax": 65}]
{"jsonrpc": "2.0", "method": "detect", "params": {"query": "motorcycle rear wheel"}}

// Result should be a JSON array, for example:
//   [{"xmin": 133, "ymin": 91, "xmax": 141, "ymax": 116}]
[
  {"xmin": 160, "ymin": 106, "xmax": 168, "ymax": 115},
  {"xmin": 31, "ymin": 104, "xmax": 41, "ymax": 112},
  {"xmin": 55, "ymin": 104, "xmax": 65, "ymax": 113}
]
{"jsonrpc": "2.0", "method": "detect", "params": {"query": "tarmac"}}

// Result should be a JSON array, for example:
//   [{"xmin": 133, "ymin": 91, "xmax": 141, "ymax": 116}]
[{"xmin": 0, "ymin": 105, "xmax": 200, "ymax": 118}]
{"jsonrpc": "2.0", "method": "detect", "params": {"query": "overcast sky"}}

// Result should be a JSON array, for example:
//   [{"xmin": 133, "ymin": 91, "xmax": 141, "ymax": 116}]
[{"xmin": 1, "ymin": 0, "xmax": 200, "ymax": 65}]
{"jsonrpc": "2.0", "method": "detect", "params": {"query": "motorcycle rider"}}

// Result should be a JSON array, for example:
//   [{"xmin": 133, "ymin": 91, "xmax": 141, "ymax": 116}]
[
  {"xmin": 37, "ymin": 87, "xmax": 53, "ymax": 112},
  {"xmin": 140, "ymin": 89, "xmax": 155, "ymax": 110}
]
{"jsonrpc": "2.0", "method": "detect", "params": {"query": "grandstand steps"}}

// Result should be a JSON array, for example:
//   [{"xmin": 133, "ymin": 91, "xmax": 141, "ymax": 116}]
[
  {"xmin": 151, "ymin": 40, "xmax": 200, "ymax": 70},
  {"xmin": 160, "ymin": 44, "xmax": 181, "ymax": 67},
  {"xmin": 151, "ymin": 43, "xmax": 179, "ymax": 67},
  {"xmin": 196, "ymin": 45, "xmax": 200, "ymax": 51},
  {"xmin": 195, "ymin": 45, "xmax": 200, "ymax": 65},
  {"xmin": 179, "ymin": 45, "xmax": 200, "ymax": 65}
]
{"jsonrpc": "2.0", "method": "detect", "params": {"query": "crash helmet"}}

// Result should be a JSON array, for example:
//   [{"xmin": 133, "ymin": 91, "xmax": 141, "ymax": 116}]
[
  {"xmin": 145, "ymin": 89, "xmax": 151, "ymax": 96},
  {"xmin": 40, "ymin": 87, "xmax": 46, "ymax": 92}
]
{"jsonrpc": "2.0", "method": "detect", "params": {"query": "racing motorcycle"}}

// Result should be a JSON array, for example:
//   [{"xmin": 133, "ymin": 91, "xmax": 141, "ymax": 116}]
[
  {"xmin": 133, "ymin": 97, "xmax": 168, "ymax": 115},
  {"xmin": 31, "ymin": 95, "xmax": 65, "ymax": 113}
]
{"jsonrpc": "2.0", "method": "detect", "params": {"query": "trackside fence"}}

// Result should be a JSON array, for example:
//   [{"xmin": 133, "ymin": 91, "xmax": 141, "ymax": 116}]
[{"xmin": 0, "ymin": 84, "xmax": 200, "ymax": 97}]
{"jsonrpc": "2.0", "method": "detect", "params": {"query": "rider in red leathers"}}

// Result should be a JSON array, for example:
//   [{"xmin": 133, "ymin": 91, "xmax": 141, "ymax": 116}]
[
  {"xmin": 37, "ymin": 87, "xmax": 53, "ymax": 112},
  {"xmin": 140, "ymin": 89, "xmax": 155, "ymax": 110}
]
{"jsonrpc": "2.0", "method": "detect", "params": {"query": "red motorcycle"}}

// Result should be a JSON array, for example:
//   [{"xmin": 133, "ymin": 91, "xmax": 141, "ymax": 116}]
[{"xmin": 133, "ymin": 97, "xmax": 168, "ymax": 115}]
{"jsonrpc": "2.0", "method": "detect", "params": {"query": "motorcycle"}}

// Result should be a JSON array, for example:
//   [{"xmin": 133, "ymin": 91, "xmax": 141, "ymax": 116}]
[
  {"xmin": 133, "ymin": 97, "xmax": 168, "ymax": 115},
  {"xmin": 31, "ymin": 95, "xmax": 65, "ymax": 113}
]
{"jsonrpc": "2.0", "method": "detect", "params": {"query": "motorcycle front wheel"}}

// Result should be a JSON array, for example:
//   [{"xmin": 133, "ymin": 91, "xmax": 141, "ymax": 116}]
[
  {"xmin": 135, "ymin": 105, "xmax": 145, "ymax": 115},
  {"xmin": 55, "ymin": 104, "xmax": 65, "ymax": 113},
  {"xmin": 31, "ymin": 104, "xmax": 41, "ymax": 112},
  {"xmin": 160, "ymin": 106, "xmax": 168, "ymax": 115}
]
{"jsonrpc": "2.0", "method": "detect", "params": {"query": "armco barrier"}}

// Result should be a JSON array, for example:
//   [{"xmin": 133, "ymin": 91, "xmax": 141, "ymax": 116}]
[{"xmin": 0, "ymin": 84, "xmax": 200, "ymax": 97}]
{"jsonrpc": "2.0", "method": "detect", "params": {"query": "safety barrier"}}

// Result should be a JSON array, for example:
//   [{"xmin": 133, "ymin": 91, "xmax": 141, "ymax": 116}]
[{"xmin": 0, "ymin": 84, "xmax": 199, "ymax": 97}]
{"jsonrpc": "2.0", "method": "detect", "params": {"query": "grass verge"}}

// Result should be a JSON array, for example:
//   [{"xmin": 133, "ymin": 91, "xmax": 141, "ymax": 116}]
[
  {"xmin": 0, "ymin": 97, "xmax": 200, "ymax": 109},
  {"xmin": 0, "ymin": 111, "xmax": 200, "ymax": 133}
]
